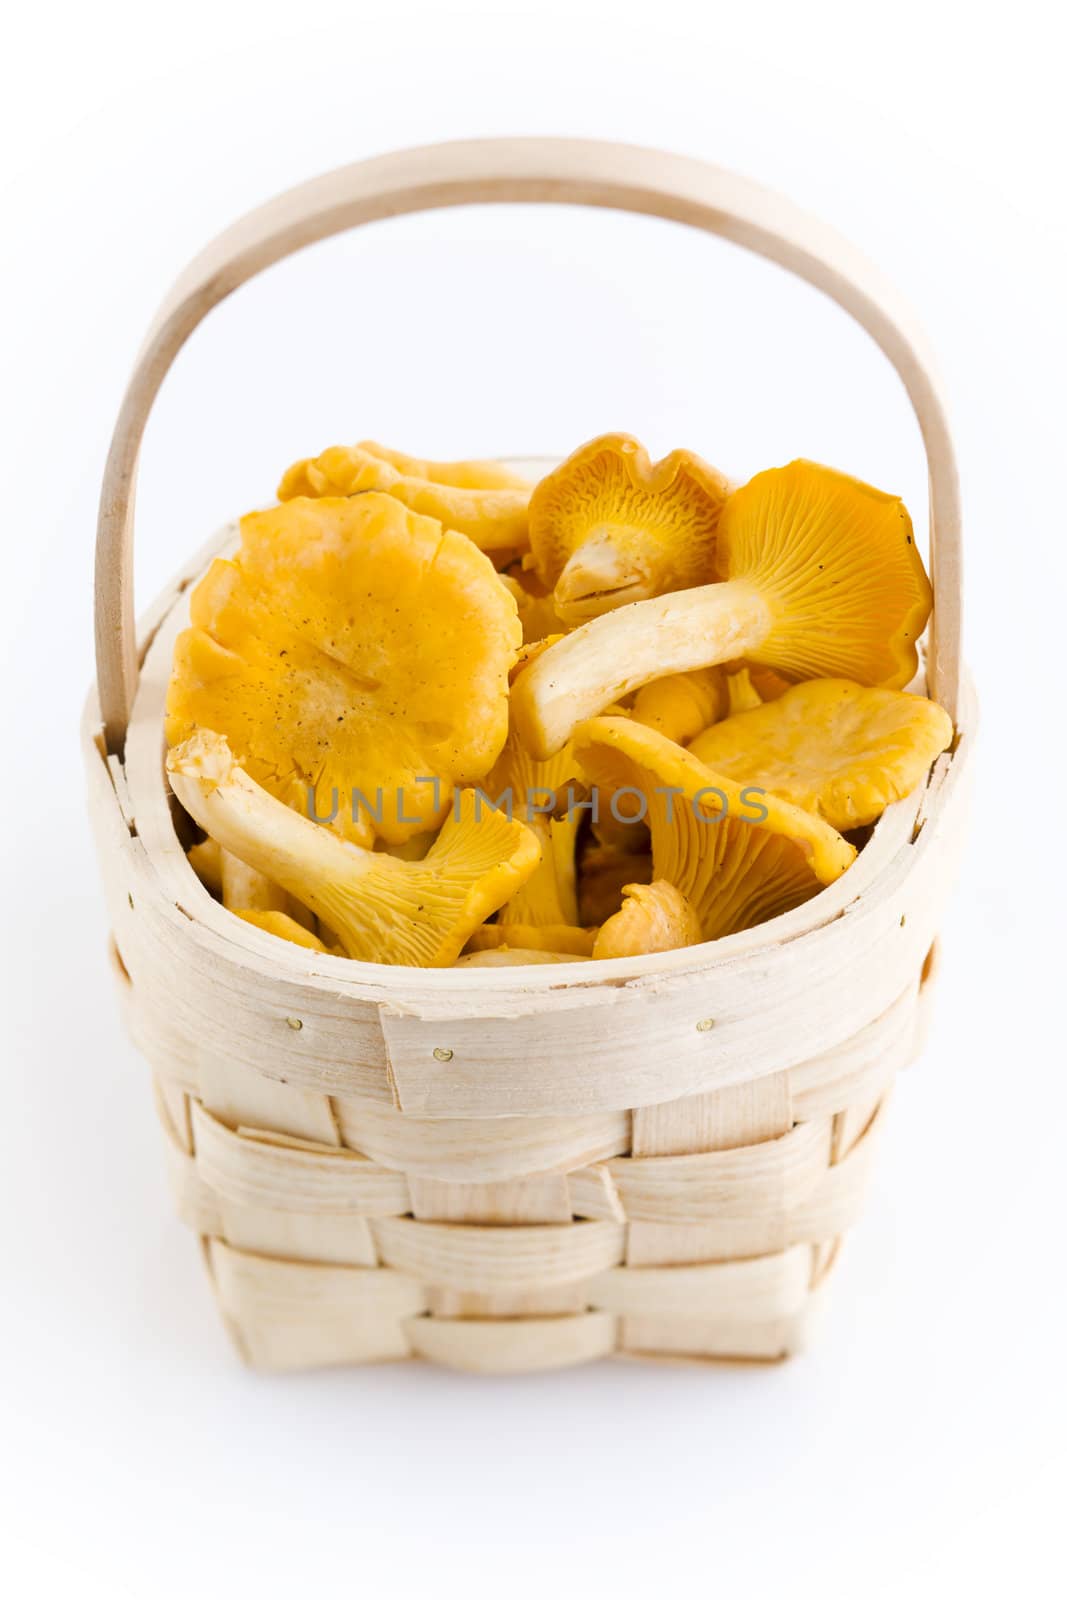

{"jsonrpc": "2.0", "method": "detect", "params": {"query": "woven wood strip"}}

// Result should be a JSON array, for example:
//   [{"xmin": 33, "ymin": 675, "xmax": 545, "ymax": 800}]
[
  {"xmin": 190, "ymin": 1102, "xmax": 408, "ymax": 1216},
  {"xmin": 209, "ymin": 1242, "xmax": 423, "ymax": 1370},
  {"xmin": 371, "ymin": 1217, "xmax": 626, "ymax": 1293},
  {"xmin": 621, "ymin": 1308, "xmax": 812, "ymax": 1363},
  {"xmin": 426, "ymin": 1286, "xmax": 590, "ymax": 1318},
  {"xmin": 407, "ymin": 1313, "xmax": 618, "ymax": 1373},
  {"xmin": 220, "ymin": 1207, "xmax": 380, "ymax": 1267},
  {"xmin": 589, "ymin": 1246, "xmax": 813, "ymax": 1321},
  {"xmin": 408, "ymin": 1175, "xmax": 573, "ymax": 1224},
  {"xmin": 198, "ymin": 1056, "xmax": 342, "ymax": 1146},
  {"xmin": 606, "ymin": 1117, "xmax": 832, "ymax": 1222},
  {"xmin": 332, "ymin": 1097, "xmax": 632, "ymax": 1182},
  {"xmin": 568, "ymin": 1165, "xmax": 626, "ymax": 1222}
]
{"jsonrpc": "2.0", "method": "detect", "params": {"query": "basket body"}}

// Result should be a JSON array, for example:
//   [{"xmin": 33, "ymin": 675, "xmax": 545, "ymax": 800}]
[
  {"xmin": 84, "ymin": 520, "xmax": 973, "ymax": 1371},
  {"xmin": 85, "ymin": 139, "xmax": 974, "ymax": 1372}
]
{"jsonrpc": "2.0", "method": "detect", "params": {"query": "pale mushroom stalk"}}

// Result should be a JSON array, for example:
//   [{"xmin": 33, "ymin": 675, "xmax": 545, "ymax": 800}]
[
  {"xmin": 514, "ymin": 583, "xmax": 768, "ymax": 757},
  {"xmin": 553, "ymin": 529, "xmax": 654, "ymax": 619},
  {"xmin": 513, "ymin": 461, "xmax": 933, "ymax": 758},
  {"xmin": 168, "ymin": 733, "xmax": 539, "ymax": 968}
]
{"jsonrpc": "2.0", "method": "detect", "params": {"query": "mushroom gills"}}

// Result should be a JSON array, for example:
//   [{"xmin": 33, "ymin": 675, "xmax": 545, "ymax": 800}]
[{"xmin": 573, "ymin": 717, "xmax": 856, "ymax": 944}]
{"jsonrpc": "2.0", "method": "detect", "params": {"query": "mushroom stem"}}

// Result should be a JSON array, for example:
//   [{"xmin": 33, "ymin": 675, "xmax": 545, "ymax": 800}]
[
  {"xmin": 168, "ymin": 732, "xmax": 539, "ymax": 967},
  {"xmin": 553, "ymin": 531, "xmax": 652, "ymax": 621},
  {"xmin": 512, "ymin": 582, "xmax": 770, "ymax": 758}
]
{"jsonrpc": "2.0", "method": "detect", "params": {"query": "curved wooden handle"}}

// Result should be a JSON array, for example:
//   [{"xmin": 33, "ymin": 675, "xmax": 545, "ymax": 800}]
[{"xmin": 96, "ymin": 137, "xmax": 962, "ymax": 748}]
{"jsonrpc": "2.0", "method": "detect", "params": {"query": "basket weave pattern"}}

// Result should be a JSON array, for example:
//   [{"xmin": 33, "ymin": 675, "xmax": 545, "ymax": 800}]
[
  {"xmin": 118, "ymin": 939, "xmax": 931, "ymax": 1371},
  {"xmin": 86, "ymin": 139, "xmax": 972, "ymax": 1372}
]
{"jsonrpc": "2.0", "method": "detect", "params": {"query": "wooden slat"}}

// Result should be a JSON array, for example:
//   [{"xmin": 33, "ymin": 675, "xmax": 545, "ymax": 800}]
[
  {"xmin": 408, "ymin": 1313, "xmax": 617, "ymax": 1373},
  {"xmin": 372, "ymin": 1217, "xmax": 625, "ymax": 1293},
  {"xmin": 208, "ymin": 1243, "xmax": 423, "ymax": 1371}
]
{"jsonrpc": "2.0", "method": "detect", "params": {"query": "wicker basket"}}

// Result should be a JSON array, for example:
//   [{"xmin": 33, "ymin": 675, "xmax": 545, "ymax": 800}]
[{"xmin": 85, "ymin": 138, "xmax": 974, "ymax": 1373}]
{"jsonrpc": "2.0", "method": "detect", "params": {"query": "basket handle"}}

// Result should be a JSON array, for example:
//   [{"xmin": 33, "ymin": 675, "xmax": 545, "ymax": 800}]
[{"xmin": 95, "ymin": 136, "xmax": 962, "ymax": 750}]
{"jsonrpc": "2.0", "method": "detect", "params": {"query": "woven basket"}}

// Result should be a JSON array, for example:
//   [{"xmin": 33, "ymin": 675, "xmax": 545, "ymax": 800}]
[{"xmin": 85, "ymin": 139, "xmax": 974, "ymax": 1373}]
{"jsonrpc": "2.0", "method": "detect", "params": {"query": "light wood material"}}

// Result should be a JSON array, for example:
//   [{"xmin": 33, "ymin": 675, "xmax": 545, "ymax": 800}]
[
  {"xmin": 95, "ymin": 138, "xmax": 962, "ymax": 750},
  {"xmin": 85, "ymin": 139, "xmax": 975, "ymax": 1372}
]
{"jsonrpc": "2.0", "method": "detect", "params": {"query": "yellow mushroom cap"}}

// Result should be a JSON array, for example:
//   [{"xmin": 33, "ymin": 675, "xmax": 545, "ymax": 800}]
[
  {"xmin": 167, "ymin": 731, "xmax": 540, "ymax": 968},
  {"xmin": 233, "ymin": 909, "xmax": 331, "ymax": 952},
  {"xmin": 592, "ymin": 880, "xmax": 703, "ymax": 959},
  {"xmin": 528, "ymin": 433, "xmax": 730, "ymax": 620},
  {"xmin": 278, "ymin": 444, "xmax": 530, "ymax": 553},
  {"xmin": 572, "ymin": 717, "xmax": 855, "ymax": 943},
  {"xmin": 717, "ymin": 460, "xmax": 932, "ymax": 688},
  {"xmin": 689, "ymin": 678, "xmax": 954, "ymax": 831},
  {"xmin": 166, "ymin": 493, "xmax": 520, "ymax": 845}
]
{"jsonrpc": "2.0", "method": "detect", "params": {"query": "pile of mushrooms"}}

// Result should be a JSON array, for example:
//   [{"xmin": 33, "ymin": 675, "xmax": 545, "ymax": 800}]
[{"xmin": 166, "ymin": 432, "xmax": 953, "ymax": 968}]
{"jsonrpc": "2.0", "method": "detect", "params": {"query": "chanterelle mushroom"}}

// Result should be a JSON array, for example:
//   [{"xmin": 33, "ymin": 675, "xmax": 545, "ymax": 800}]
[
  {"xmin": 572, "ymin": 717, "xmax": 856, "ymax": 943},
  {"xmin": 167, "ymin": 732, "xmax": 539, "ymax": 967},
  {"xmin": 527, "ymin": 434, "xmax": 730, "ymax": 622},
  {"xmin": 353, "ymin": 442, "xmax": 532, "ymax": 491},
  {"xmin": 513, "ymin": 460, "xmax": 932, "ymax": 757},
  {"xmin": 631, "ymin": 668, "xmax": 727, "ymax": 745},
  {"xmin": 593, "ymin": 880, "xmax": 703, "ymax": 959},
  {"xmin": 689, "ymin": 678, "xmax": 954, "ymax": 831},
  {"xmin": 166, "ymin": 493, "xmax": 520, "ymax": 845},
  {"xmin": 278, "ymin": 443, "xmax": 531, "ymax": 554}
]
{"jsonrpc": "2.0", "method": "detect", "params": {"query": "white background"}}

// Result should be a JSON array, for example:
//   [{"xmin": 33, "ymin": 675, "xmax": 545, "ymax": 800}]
[{"xmin": 2, "ymin": 2, "xmax": 1064, "ymax": 1596}]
